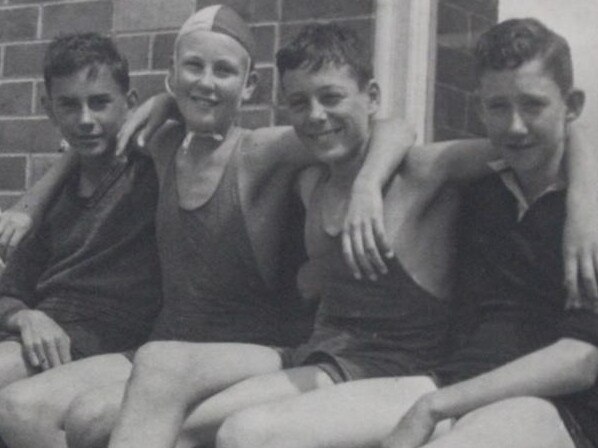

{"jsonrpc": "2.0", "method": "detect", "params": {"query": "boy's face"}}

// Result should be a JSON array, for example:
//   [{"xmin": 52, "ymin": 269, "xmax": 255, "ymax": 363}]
[
  {"xmin": 44, "ymin": 65, "xmax": 134, "ymax": 159},
  {"xmin": 282, "ymin": 63, "xmax": 379, "ymax": 167},
  {"xmin": 171, "ymin": 30, "xmax": 256, "ymax": 135},
  {"xmin": 479, "ymin": 58, "xmax": 582, "ymax": 176}
]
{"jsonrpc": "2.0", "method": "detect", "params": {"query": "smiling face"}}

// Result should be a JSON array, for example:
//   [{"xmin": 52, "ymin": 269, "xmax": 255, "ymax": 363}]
[
  {"xmin": 171, "ymin": 30, "xmax": 256, "ymax": 135},
  {"xmin": 282, "ymin": 63, "xmax": 378, "ymax": 167},
  {"xmin": 479, "ymin": 58, "xmax": 582, "ymax": 178},
  {"xmin": 44, "ymin": 64, "xmax": 134, "ymax": 160}
]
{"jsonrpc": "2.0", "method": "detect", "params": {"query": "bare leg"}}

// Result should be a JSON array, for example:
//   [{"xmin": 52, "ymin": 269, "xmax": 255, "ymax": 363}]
[
  {"xmin": 64, "ymin": 382, "xmax": 126, "ymax": 448},
  {"xmin": 0, "ymin": 341, "xmax": 36, "ymax": 389},
  {"xmin": 176, "ymin": 366, "xmax": 335, "ymax": 448},
  {"xmin": 108, "ymin": 341, "xmax": 283, "ymax": 448},
  {"xmin": 0, "ymin": 353, "xmax": 131, "ymax": 448},
  {"xmin": 420, "ymin": 397, "xmax": 575, "ymax": 448},
  {"xmin": 215, "ymin": 376, "xmax": 439, "ymax": 448}
]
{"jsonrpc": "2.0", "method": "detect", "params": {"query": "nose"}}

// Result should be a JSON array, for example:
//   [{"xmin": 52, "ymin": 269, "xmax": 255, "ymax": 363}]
[
  {"xmin": 195, "ymin": 67, "xmax": 215, "ymax": 91},
  {"xmin": 78, "ymin": 104, "xmax": 95, "ymax": 131},
  {"xmin": 508, "ymin": 109, "xmax": 528, "ymax": 136},
  {"xmin": 307, "ymin": 98, "xmax": 327, "ymax": 124}
]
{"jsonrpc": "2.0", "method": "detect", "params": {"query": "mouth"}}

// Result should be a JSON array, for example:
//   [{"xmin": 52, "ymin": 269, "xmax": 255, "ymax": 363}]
[
  {"xmin": 505, "ymin": 141, "xmax": 535, "ymax": 151},
  {"xmin": 305, "ymin": 128, "xmax": 343, "ymax": 141},
  {"xmin": 189, "ymin": 96, "xmax": 219, "ymax": 108}
]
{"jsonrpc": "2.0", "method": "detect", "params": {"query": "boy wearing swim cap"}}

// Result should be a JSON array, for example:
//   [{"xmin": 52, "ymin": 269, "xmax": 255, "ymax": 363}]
[{"xmin": 0, "ymin": 6, "xmax": 415, "ymax": 448}]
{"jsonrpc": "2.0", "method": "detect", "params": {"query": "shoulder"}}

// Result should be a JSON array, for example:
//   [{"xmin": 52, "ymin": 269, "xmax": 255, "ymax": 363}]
[{"xmin": 241, "ymin": 126, "xmax": 305, "ymax": 164}]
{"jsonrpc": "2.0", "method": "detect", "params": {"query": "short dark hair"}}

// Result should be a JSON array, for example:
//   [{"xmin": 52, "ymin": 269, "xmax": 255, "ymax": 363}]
[
  {"xmin": 276, "ymin": 23, "xmax": 372, "ymax": 89},
  {"xmin": 474, "ymin": 18, "xmax": 573, "ymax": 94},
  {"xmin": 43, "ymin": 32, "xmax": 129, "ymax": 95}
]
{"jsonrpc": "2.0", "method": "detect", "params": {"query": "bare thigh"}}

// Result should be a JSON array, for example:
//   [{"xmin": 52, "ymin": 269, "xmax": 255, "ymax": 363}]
[
  {"xmin": 425, "ymin": 397, "xmax": 576, "ymax": 448},
  {"xmin": 0, "ymin": 341, "xmax": 36, "ymax": 389},
  {"xmin": 3, "ymin": 353, "xmax": 131, "ymax": 422},
  {"xmin": 177, "ymin": 366, "xmax": 335, "ymax": 447}
]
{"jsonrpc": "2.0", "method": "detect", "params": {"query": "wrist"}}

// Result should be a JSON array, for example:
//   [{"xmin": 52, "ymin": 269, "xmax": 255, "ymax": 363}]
[
  {"xmin": 352, "ymin": 173, "xmax": 383, "ymax": 194},
  {"xmin": 417, "ymin": 392, "xmax": 447, "ymax": 423}
]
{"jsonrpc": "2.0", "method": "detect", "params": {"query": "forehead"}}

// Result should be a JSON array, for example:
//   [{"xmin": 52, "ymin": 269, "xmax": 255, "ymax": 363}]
[
  {"xmin": 281, "ymin": 63, "xmax": 362, "ymax": 95},
  {"xmin": 176, "ymin": 30, "xmax": 249, "ymax": 65},
  {"xmin": 478, "ymin": 58, "xmax": 564, "ymax": 100},
  {"xmin": 49, "ymin": 65, "xmax": 123, "ymax": 98}
]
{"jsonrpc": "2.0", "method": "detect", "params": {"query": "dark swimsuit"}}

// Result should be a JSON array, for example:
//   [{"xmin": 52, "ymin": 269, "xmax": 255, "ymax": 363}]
[
  {"xmin": 150, "ymin": 133, "xmax": 291, "ymax": 346},
  {"xmin": 283, "ymin": 170, "xmax": 450, "ymax": 382}
]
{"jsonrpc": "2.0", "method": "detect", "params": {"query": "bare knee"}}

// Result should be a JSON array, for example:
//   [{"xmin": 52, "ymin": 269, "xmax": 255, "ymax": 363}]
[
  {"xmin": 216, "ymin": 407, "xmax": 281, "ymax": 448},
  {"xmin": 0, "ymin": 381, "xmax": 54, "ymax": 434},
  {"xmin": 64, "ymin": 392, "xmax": 117, "ymax": 448}
]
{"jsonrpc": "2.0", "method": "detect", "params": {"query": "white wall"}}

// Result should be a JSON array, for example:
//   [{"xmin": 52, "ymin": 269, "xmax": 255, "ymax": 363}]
[{"xmin": 499, "ymin": 0, "xmax": 598, "ymax": 141}]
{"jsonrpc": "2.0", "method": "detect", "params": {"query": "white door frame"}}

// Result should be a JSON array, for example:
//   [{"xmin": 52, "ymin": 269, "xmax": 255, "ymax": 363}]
[{"xmin": 374, "ymin": 0, "xmax": 438, "ymax": 143}]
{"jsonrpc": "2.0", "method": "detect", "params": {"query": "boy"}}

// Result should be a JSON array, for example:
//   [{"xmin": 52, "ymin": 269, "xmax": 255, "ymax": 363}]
[
  {"xmin": 97, "ymin": 21, "xmax": 598, "ymax": 448},
  {"xmin": 212, "ymin": 18, "xmax": 598, "ymax": 448},
  {"xmin": 0, "ymin": 7, "xmax": 413, "ymax": 448},
  {"xmin": 0, "ymin": 33, "xmax": 161, "ymax": 387}
]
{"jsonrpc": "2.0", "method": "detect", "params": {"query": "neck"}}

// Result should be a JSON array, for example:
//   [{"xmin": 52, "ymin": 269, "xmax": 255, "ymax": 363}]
[
  {"xmin": 77, "ymin": 150, "xmax": 119, "ymax": 196},
  {"xmin": 326, "ymin": 135, "xmax": 370, "ymax": 189},
  {"xmin": 513, "ymin": 148, "xmax": 565, "ymax": 203},
  {"xmin": 184, "ymin": 124, "xmax": 237, "ymax": 158}
]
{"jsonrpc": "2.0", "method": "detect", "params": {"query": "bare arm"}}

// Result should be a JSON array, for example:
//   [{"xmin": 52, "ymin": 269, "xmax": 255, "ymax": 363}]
[
  {"xmin": 563, "ymin": 122, "xmax": 598, "ymax": 308},
  {"xmin": 383, "ymin": 338, "xmax": 598, "ymax": 448},
  {"xmin": 0, "ymin": 149, "xmax": 77, "ymax": 258}
]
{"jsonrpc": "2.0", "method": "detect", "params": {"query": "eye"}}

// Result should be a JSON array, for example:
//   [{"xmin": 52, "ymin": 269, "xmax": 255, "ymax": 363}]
[
  {"xmin": 288, "ymin": 97, "xmax": 309, "ymax": 113},
  {"xmin": 214, "ymin": 62, "xmax": 239, "ymax": 77},
  {"xmin": 57, "ymin": 99, "xmax": 79, "ymax": 111},
  {"xmin": 319, "ymin": 92, "xmax": 344, "ymax": 107},
  {"xmin": 484, "ymin": 100, "xmax": 509, "ymax": 114},
  {"xmin": 183, "ymin": 59, "xmax": 204, "ymax": 72},
  {"xmin": 89, "ymin": 96, "xmax": 112, "ymax": 110},
  {"xmin": 521, "ymin": 98, "xmax": 546, "ymax": 114}
]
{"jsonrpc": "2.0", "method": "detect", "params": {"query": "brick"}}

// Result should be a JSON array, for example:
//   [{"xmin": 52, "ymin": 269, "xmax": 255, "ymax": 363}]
[
  {"xmin": 274, "ymin": 107, "xmax": 291, "ymax": 126},
  {"xmin": 0, "ymin": 81, "xmax": 33, "ymax": 116},
  {"xmin": 281, "ymin": 18, "xmax": 374, "ymax": 53},
  {"xmin": 282, "ymin": 0, "xmax": 373, "ymax": 21},
  {"xmin": 196, "ymin": 0, "xmax": 279, "ymax": 22},
  {"xmin": 116, "ymin": 35, "xmax": 150, "ymax": 71},
  {"xmin": 437, "ymin": 2, "xmax": 468, "ymax": 50},
  {"xmin": 30, "ymin": 153, "xmax": 60, "ymax": 185},
  {"xmin": 0, "ymin": 119, "xmax": 62, "ymax": 153},
  {"xmin": 435, "ymin": 46, "xmax": 476, "ymax": 93},
  {"xmin": 114, "ymin": 0, "xmax": 195, "ymax": 32},
  {"xmin": 0, "ymin": 7, "xmax": 38, "ymax": 43},
  {"xmin": 0, "ymin": 156, "xmax": 26, "ymax": 190},
  {"xmin": 470, "ymin": 14, "xmax": 494, "ymax": 49},
  {"xmin": 252, "ymin": 25, "xmax": 275, "ymax": 64},
  {"xmin": 434, "ymin": 84, "xmax": 467, "ymax": 132},
  {"xmin": 42, "ymin": 1, "xmax": 113, "ymax": 38},
  {"xmin": 239, "ymin": 107, "xmax": 271, "ymax": 129},
  {"xmin": 130, "ymin": 73, "xmax": 166, "ymax": 101},
  {"xmin": 247, "ymin": 66, "xmax": 273, "ymax": 106},
  {"xmin": 466, "ymin": 93, "xmax": 487, "ymax": 136},
  {"xmin": 152, "ymin": 33, "xmax": 176, "ymax": 70},
  {"xmin": 34, "ymin": 80, "xmax": 46, "ymax": 115},
  {"xmin": 3, "ymin": 42, "xmax": 47, "ymax": 78},
  {"xmin": 0, "ymin": 194, "xmax": 21, "ymax": 210},
  {"xmin": 440, "ymin": 0, "xmax": 498, "ymax": 21}
]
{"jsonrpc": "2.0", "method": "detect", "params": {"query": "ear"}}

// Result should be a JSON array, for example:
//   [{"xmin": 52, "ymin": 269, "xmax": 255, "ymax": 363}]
[
  {"xmin": 473, "ymin": 91, "xmax": 489, "ymax": 127},
  {"xmin": 565, "ymin": 89, "xmax": 585, "ymax": 122},
  {"xmin": 365, "ymin": 79, "xmax": 381, "ymax": 116},
  {"xmin": 41, "ymin": 95, "xmax": 57, "ymax": 124},
  {"xmin": 241, "ymin": 69, "xmax": 259, "ymax": 102},
  {"xmin": 165, "ymin": 69, "xmax": 176, "ymax": 97},
  {"xmin": 126, "ymin": 89, "xmax": 139, "ymax": 110}
]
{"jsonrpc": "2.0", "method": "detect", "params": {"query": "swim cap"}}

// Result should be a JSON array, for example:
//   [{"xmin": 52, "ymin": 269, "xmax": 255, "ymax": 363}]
[{"xmin": 175, "ymin": 4, "xmax": 256, "ymax": 61}]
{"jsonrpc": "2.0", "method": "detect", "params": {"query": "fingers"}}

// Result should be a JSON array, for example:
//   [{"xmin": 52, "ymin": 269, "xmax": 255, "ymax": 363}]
[
  {"xmin": 20, "ymin": 328, "xmax": 40, "ymax": 368},
  {"xmin": 342, "ymin": 227, "xmax": 361, "ymax": 280},
  {"xmin": 138, "ymin": 105, "xmax": 165, "ymax": 147},
  {"xmin": 564, "ymin": 253, "xmax": 581, "ymax": 309},
  {"xmin": 42, "ymin": 338, "xmax": 63, "ymax": 369},
  {"xmin": 373, "ymin": 218, "xmax": 394, "ymax": 259},
  {"xmin": 362, "ymin": 222, "xmax": 387, "ymax": 276},
  {"xmin": 0, "ymin": 225, "xmax": 15, "ymax": 261},
  {"xmin": 580, "ymin": 250, "xmax": 598, "ymax": 306},
  {"xmin": 350, "ymin": 223, "xmax": 377, "ymax": 281},
  {"xmin": 56, "ymin": 335, "xmax": 72, "ymax": 365}
]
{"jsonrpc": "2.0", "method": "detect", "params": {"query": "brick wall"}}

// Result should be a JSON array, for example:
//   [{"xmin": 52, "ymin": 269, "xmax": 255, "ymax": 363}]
[
  {"xmin": 433, "ymin": 0, "xmax": 498, "ymax": 141},
  {"xmin": 0, "ymin": 0, "xmax": 375, "ymax": 207}
]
